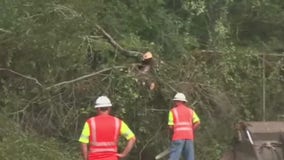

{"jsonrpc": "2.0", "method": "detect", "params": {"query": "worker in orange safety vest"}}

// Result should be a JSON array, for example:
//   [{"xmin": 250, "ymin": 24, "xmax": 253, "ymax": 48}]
[
  {"xmin": 79, "ymin": 96, "xmax": 136, "ymax": 160},
  {"xmin": 168, "ymin": 93, "xmax": 200, "ymax": 160},
  {"xmin": 136, "ymin": 51, "xmax": 156, "ymax": 90}
]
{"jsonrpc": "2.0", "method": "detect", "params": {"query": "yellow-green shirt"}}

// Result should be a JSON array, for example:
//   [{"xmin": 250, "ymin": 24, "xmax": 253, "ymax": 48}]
[
  {"xmin": 79, "ymin": 120, "xmax": 135, "ymax": 143},
  {"xmin": 168, "ymin": 110, "xmax": 200, "ymax": 126}
]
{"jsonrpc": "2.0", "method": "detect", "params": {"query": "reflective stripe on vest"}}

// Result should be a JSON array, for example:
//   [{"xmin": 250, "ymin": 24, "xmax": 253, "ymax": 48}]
[
  {"xmin": 90, "ymin": 141, "xmax": 117, "ymax": 146},
  {"xmin": 172, "ymin": 105, "xmax": 194, "ymax": 140},
  {"xmin": 173, "ymin": 108, "xmax": 192, "ymax": 132},
  {"xmin": 89, "ymin": 117, "xmax": 120, "ymax": 153},
  {"xmin": 90, "ymin": 117, "xmax": 97, "ymax": 144},
  {"xmin": 89, "ymin": 148, "xmax": 117, "ymax": 153},
  {"xmin": 114, "ymin": 117, "xmax": 120, "ymax": 141}
]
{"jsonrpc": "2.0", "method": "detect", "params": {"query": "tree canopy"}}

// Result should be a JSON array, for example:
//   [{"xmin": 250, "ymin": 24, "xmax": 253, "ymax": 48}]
[{"xmin": 0, "ymin": 0, "xmax": 283, "ymax": 159}]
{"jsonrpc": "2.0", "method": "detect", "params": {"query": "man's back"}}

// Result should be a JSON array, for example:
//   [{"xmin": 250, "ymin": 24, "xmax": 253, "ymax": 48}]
[
  {"xmin": 168, "ymin": 93, "xmax": 200, "ymax": 160},
  {"xmin": 79, "ymin": 96, "xmax": 136, "ymax": 160},
  {"xmin": 171, "ymin": 104, "xmax": 194, "ymax": 140},
  {"xmin": 89, "ymin": 115, "xmax": 120, "ymax": 142},
  {"xmin": 87, "ymin": 115, "xmax": 121, "ymax": 160}
]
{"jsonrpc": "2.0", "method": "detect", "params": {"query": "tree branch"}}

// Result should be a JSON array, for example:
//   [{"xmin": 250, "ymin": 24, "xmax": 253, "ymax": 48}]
[
  {"xmin": 95, "ymin": 24, "xmax": 143, "ymax": 58},
  {"xmin": 0, "ymin": 68, "xmax": 43, "ymax": 87},
  {"xmin": 45, "ymin": 66, "xmax": 126, "ymax": 90},
  {"xmin": 139, "ymin": 124, "xmax": 163, "ymax": 160},
  {"xmin": 0, "ymin": 28, "xmax": 12, "ymax": 33},
  {"xmin": 0, "ymin": 66, "xmax": 128, "ymax": 90}
]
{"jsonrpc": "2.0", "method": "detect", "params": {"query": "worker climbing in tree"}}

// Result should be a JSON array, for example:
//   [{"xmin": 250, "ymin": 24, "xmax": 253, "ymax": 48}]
[
  {"xmin": 136, "ymin": 51, "xmax": 157, "ymax": 91},
  {"xmin": 168, "ymin": 93, "xmax": 200, "ymax": 160},
  {"xmin": 138, "ymin": 51, "xmax": 154, "ymax": 73},
  {"xmin": 79, "ymin": 96, "xmax": 136, "ymax": 160}
]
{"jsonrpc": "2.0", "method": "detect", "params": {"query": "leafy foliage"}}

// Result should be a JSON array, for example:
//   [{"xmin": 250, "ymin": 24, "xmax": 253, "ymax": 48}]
[
  {"xmin": 0, "ymin": 0, "xmax": 284, "ymax": 160},
  {"xmin": 0, "ymin": 114, "xmax": 80, "ymax": 160}
]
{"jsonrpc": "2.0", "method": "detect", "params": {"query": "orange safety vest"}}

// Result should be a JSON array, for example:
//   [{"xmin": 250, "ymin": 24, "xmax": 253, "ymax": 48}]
[
  {"xmin": 87, "ymin": 115, "xmax": 121, "ymax": 160},
  {"xmin": 171, "ymin": 104, "xmax": 194, "ymax": 140}
]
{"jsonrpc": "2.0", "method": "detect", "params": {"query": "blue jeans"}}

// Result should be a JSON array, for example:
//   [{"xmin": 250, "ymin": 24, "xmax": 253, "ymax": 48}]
[{"xmin": 168, "ymin": 140, "xmax": 194, "ymax": 160}]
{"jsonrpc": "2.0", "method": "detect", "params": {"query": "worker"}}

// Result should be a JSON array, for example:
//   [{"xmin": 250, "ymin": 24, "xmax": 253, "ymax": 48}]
[
  {"xmin": 79, "ymin": 96, "xmax": 136, "ymax": 160},
  {"xmin": 137, "ymin": 51, "xmax": 156, "ymax": 90},
  {"xmin": 138, "ymin": 51, "xmax": 154, "ymax": 73},
  {"xmin": 168, "ymin": 92, "xmax": 200, "ymax": 160}
]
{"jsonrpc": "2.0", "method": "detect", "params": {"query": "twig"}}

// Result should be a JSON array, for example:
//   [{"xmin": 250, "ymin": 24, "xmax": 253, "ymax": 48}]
[
  {"xmin": 0, "ymin": 68, "xmax": 43, "ymax": 87},
  {"xmin": 45, "ymin": 66, "xmax": 126, "ymax": 90},
  {"xmin": 159, "ymin": 78, "xmax": 177, "ymax": 92},
  {"xmin": 95, "ymin": 24, "xmax": 143, "ymax": 58},
  {"xmin": 139, "ymin": 124, "xmax": 163, "ymax": 160},
  {"xmin": 146, "ymin": 108, "xmax": 168, "ymax": 112},
  {"xmin": 8, "ymin": 95, "xmax": 41, "ymax": 115},
  {"xmin": 0, "ymin": 28, "xmax": 12, "ymax": 33}
]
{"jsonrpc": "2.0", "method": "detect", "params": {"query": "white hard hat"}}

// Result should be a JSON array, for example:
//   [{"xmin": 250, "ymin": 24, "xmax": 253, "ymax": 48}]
[
  {"xmin": 173, "ymin": 92, "xmax": 187, "ymax": 102},
  {"xmin": 95, "ymin": 96, "xmax": 112, "ymax": 108},
  {"xmin": 143, "ymin": 51, "xmax": 153, "ymax": 60}
]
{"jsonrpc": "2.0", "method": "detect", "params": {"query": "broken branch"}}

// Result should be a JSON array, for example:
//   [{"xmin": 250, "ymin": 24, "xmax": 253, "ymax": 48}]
[
  {"xmin": 0, "ymin": 68, "xmax": 43, "ymax": 87},
  {"xmin": 95, "ymin": 24, "xmax": 143, "ymax": 58},
  {"xmin": 45, "ymin": 66, "xmax": 126, "ymax": 90}
]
